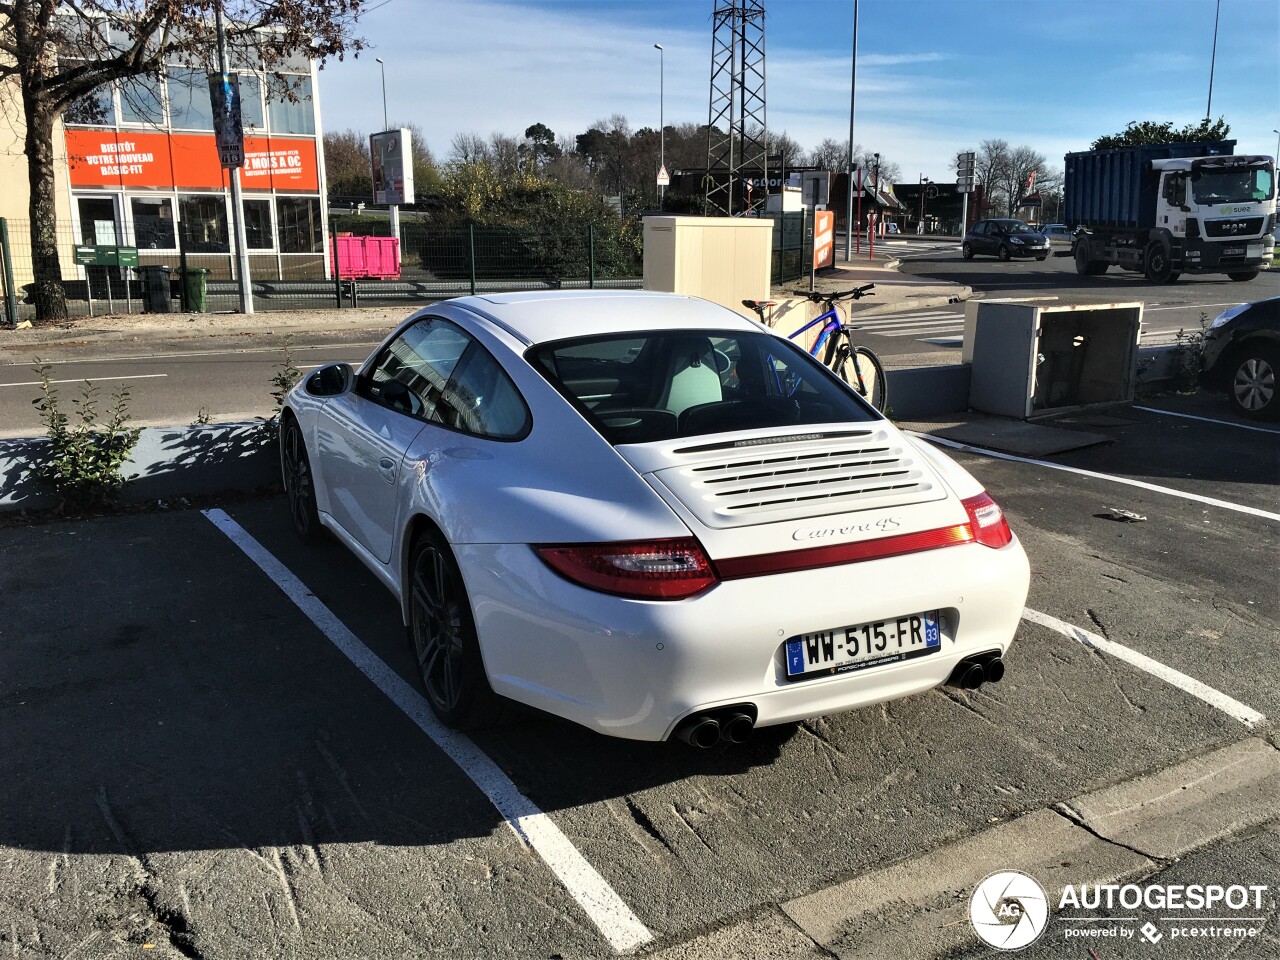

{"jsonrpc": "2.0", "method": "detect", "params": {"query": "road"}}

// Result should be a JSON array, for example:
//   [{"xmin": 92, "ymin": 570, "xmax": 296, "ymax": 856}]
[
  {"xmin": 854, "ymin": 239, "xmax": 1279, "ymax": 357},
  {"xmin": 2, "ymin": 389, "xmax": 1276, "ymax": 958},
  {"xmin": 3, "ymin": 248, "xmax": 1273, "ymax": 436}
]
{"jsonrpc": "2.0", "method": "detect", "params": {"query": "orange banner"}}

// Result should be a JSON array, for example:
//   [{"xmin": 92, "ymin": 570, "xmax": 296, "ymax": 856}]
[
  {"xmin": 66, "ymin": 129, "xmax": 319, "ymax": 192},
  {"xmin": 813, "ymin": 210, "xmax": 835, "ymax": 270}
]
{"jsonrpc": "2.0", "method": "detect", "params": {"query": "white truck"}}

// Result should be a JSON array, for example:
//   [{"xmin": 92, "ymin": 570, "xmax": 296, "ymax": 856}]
[{"xmin": 1065, "ymin": 140, "xmax": 1276, "ymax": 283}]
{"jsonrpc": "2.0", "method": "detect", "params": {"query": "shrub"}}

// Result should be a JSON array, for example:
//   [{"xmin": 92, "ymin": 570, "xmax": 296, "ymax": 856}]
[{"xmin": 31, "ymin": 361, "xmax": 142, "ymax": 512}]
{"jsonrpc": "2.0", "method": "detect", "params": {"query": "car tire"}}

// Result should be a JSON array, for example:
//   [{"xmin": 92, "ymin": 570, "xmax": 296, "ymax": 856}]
[
  {"xmin": 997, "ymin": 244, "xmax": 1011, "ymax": 262},
  {"xmin": 1035, "ymin": 254, "xmax": 1048, "ymax": 261},
  {"xmin": 1227, "ymin": 271, "xmax": 1259, "ymax": 281},
  {"xmin": 280, "ymin": 414, "xmax": 321, "ymax": 541},
  {"xmin": 407, "ymin": 528, "xmax": 508, "ymax": 728},
  {"xmin": 1145, "ymin": 242, "xmax": 1177, "ymax": 284},
  {"xmin": 1228, "ymin": 342, "xmax": 1280, "ymax": 420},
  {"xmin": 961, "ymin": 241, "xmax": 974, "ymax": 260}
]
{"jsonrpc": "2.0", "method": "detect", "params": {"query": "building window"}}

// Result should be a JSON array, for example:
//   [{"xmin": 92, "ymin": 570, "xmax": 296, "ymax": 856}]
[
  {"xmin": 238, "ymin": 74, "xmax": 265, "ymax": 131},
  {"xmin": 119, "ymin": 74, "xmax": 165, "ymax": 126},
  {"xmin": 267, "ymin": 75, "xmax": 315, "ymax": 135},
  {"xmin": 179, "ymin": 194, "xmax": 229, "ymax": 252},
  {"xmin": 243, "ymin": 198, "xmax": 273, "ymax": 249},
  {"xmin": 277, "ymin": 197, "xmax": 322, "ymax": 253},
  {"xmin": 131, "ymin": 196, "xmax": 176, "ymax": 249},
  {"xmin": 64, "ymin": 68, "xmax": 115, "ymax": 126},
  {"xmin": 167, "ymin": 68, "xmax": 214, "ymax": 131}
]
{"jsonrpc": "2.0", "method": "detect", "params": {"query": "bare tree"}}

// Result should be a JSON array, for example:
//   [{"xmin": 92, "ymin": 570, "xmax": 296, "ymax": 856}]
[
  {"xmin": 0, "ymin": 0, "xmax": 366, "ymax": 320},
  {"xmin": 448, "ymin": 132, "xmax": 490, "ymax": 166},
  {"xmin": 488, "ymin": 133, "xmax": 521, "ymax": 179},
  {"xmin": 808, "ymin": 138, "xmax": 853, "ymax": 171}
]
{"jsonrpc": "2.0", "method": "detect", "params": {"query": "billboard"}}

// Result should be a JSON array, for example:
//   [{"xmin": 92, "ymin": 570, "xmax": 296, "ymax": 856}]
[
  {"xmin": 813, "ymin": 210, "xmax": 835, "ymax": 269},
  {"xmin": 370, "ymin": 128, "xmax": 414, "ymax": 205},
  {"xmin": 66, "ymin": 130, "xmax": 319, "ymax": 190}
]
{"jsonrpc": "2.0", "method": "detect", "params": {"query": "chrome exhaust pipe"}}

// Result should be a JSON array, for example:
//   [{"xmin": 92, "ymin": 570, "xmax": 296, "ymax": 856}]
[
  {"xmin": 675, "ymin": 715, "xmax": 721, "ymax": 749},
  {"xmin": 720, "ymin": 711, "xmax": 755, "ymax": 744}
]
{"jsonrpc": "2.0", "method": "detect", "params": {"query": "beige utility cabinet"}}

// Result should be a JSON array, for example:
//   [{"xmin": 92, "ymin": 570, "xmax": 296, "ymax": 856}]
[
  {"xmin": 965, "ymin": 301, "xmax": 1144, "ymax": 419},
  {"xmin": 643, "ymin": 216, "xmax": 772, "ymax": 318}
]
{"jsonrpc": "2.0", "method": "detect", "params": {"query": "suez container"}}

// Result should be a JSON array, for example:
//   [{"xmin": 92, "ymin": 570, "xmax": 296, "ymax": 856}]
[
  {"xmin": 330, "ymin": 234, "xmax": 401, "ymax": 280},
  {"xmin": 1063, "ymin": 140, "xmax": 1276, "ymax": 284}
]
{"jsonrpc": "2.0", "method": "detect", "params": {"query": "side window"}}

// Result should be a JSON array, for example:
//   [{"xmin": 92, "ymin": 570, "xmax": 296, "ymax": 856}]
[
  {"xmin": 1163, "ymin": 173, "xmax": 1186, "ymax": 207},
  {"xmin": 973, "ymin": 222, "xmax": 987, "ymax": 236},
  {"xmin": 363, "ymin": 319, "xmax": 470, "ymax": 419},
  {"xmin": 440, "ymin": 346, "xmax": 531, "ymax": 439}
]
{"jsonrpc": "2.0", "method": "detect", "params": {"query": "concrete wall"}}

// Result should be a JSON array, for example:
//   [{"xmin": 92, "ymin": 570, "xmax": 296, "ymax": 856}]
[
  {"xmin": 1, "ymin": 73, "xmax": 77, "ymax": 286},
  {"xmin": 643, "ymin": 216, "xmax": 772, "ymax": 318}
]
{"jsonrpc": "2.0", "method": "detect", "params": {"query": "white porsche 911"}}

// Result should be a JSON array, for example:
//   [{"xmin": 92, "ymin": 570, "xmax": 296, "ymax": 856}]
[{"xmin": 281, "ymin": 291, "xmax": 1030, "ymax": 746}]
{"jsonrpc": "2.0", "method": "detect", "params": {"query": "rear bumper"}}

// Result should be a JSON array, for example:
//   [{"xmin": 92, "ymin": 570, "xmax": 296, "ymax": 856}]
[{"xmin": 458, "ymin": 537, "xmax": 1031, "ymax": 741}]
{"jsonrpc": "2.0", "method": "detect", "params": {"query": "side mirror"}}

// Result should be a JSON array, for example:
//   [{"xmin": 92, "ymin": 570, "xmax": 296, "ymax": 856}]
[{"xmin": 305, "ymin": 362, "xmax": 354, "ymax": 398}]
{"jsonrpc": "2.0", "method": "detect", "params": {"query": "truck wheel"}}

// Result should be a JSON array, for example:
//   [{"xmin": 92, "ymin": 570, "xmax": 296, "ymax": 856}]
[
  {"xmin": 1145, "ymin": 242, "xmax": 1177, "ymax": 284},
  {"xmin": 1227, "ymin": 271, "xmax": 1259, "ymax": 281},
  {"xmin": 1228, "ymin": 343, "xmax": 1280, "ymax": 420},
  {"xmin": 1074, "ymin": 240, "xmax": 1092, "ymax": 275},
  {"xmin": 997, "ymin": 244, "xmax": 1011, "ymax": 262}
]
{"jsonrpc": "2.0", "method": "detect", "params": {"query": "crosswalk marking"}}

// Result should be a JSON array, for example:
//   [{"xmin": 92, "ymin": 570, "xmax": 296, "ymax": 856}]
[{"xmin": 850, "ymin": 309, "xmax": 965, "ymax": 340}]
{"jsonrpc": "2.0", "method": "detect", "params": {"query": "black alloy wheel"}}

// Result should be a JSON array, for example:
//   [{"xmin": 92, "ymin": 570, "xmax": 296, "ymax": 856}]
[
  {"xmin": 281, "ymin": 416, "xmax": 320, "ymax": 540},
  {"xmin": 407, "ymin": 530, "xmax": 501, "ymax": 727},
  {"xmin": 1229, "ymin": 343, "xmax": 1280, "ymax": 420},
  {"xmin": 961, "ymin": 241, "xmax": 974, "ymax": 260},
  {"xmin": 997, "ymin": 244, "xmax": 1011, "ymax": 262}
]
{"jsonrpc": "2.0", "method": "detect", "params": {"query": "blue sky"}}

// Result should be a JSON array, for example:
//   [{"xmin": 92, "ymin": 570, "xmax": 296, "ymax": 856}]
[{"xmin": 319, "ymin": 0, "xmax": 1280, "ymax": 182}]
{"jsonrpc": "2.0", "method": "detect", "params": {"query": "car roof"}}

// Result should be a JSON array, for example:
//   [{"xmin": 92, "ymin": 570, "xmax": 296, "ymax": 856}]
[{"xmin": 449, "ymin": 290, "xmax": 761, "ymax": 346}]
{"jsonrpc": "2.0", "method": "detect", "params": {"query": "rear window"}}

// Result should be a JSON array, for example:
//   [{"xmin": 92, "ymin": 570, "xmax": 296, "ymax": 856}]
[{"xmin": 528, "ymin": 329, "xmax": 879, "ymax": 445}]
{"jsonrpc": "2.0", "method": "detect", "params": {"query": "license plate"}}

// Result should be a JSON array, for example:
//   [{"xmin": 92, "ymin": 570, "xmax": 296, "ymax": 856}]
[
  {"xmin": 785, "ymin": 612, "xmax": 941, "ymax": 679},
  {"xmin": 1222, "ymin": 246, "xmax": 1245, "ymax": 256}
]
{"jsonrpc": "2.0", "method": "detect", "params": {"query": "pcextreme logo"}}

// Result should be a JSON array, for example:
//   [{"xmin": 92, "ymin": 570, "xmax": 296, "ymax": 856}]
[{"xmin": 970, "ymin": 871, "xmax": 1050, "ymax": 950}]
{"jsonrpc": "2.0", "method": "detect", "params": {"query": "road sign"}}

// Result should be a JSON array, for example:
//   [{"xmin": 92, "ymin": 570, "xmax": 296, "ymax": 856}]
[{"xmin": 657, "ymin": 165, "xmax": 670, "ymax": 187}]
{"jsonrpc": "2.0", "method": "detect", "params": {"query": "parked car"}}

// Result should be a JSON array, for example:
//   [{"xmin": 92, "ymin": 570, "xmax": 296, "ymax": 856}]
[
  {"xmin": 1040, "ymin": 223, "xmax": 1073, "ymax": 244},
  {"xmin": 1199, "ymin": 296, "xmax": 1280, "ymax": 420},
  {"xmin": 962, "ymin": 219, "xmax": 1051, "ymax": 261},
  {"xmin": 281, "ymin": 292, "xmax": 1030, "ymax": 745},
  {"xmin": 886, "ymin": 222, "xmax": 901, "ymax": 234}
]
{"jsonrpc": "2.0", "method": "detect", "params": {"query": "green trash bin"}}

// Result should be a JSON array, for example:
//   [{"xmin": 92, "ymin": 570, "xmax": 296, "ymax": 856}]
[{"xmin": 178, "ymin": 267, "xmax": 210, "ymax": 313}]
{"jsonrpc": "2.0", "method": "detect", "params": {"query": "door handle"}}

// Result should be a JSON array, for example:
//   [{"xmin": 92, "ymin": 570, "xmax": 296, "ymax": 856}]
[{"xmin": 378, "ymin": 456, "xmax": 397, "ymax": 483}]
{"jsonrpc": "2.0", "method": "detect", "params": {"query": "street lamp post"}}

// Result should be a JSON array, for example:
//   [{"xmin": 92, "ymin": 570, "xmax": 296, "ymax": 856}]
[
  {"xmin": 1273, "ymin": 129, "xmax": 1280, "ymax": 163},
  {"xmin": 655, "ymin": 44, "xmax": 665, "ymax": 210},
  {"xmin": 375, "ymin": 57, "xmax": 388, "ymax": 130},
  {"xmin": 844, "ymin": 0, "xmax": 859, "ymax": 261},
  {"xmin": 918, "ymin": 175, "xmax": 931, "ymax": 234},
  {"xmin": 374, "ymin": 57, "xmax": 398, "ymax": 243}
]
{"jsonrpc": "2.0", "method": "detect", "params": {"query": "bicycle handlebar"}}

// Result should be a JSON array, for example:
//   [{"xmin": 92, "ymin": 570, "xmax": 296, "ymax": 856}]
[{"xmin": 792, "ymin": 283, "xmax": 875, "ymax": 304}]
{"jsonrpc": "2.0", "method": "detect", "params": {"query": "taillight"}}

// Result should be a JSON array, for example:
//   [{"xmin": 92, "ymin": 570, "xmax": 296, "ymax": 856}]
[
  {"xmin": 535, "ymin": 538, "xmax": 719, "ymax": 600},
  {"xmin": 962, "ymin": 492, "xmax": 1014, "ymax": 548}
]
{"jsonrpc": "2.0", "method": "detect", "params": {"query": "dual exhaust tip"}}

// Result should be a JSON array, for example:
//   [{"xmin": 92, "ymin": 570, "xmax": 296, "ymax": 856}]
[
  {"xmin": 674, "ymin": 705, "xmax": 756, "ymax": 748},
  {"xmin": 946, "ymin": 651, "xmax": 1006, "ymax": 690}
]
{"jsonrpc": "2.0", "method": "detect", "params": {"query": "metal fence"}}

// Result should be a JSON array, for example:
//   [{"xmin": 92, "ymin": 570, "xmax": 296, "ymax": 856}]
[{"xmin": 0, "ymin": 215, "xmax": 644, "ymax": 323}]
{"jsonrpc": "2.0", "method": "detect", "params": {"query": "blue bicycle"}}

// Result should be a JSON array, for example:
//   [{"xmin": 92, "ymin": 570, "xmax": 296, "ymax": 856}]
[{"xmin": 743, "ymin": 283, "xmax": 887, "ymax": 413}]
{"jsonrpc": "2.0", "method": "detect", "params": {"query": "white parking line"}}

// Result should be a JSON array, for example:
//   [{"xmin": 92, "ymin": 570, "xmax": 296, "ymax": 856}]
[
  {"xmin": 1132, "ymin": 406, "xmax": 1280, "ymax": 435},
  {"xmin": 0, "ymin": 373, "xmax": 168, "ymax": 388},
  {"xmin": 1021, "ymin": 607, "xmax": 1266, "ymax": 729},
  {"xmin": 202, "ymin": 508, "xmax": 653, "ymax": 953},
  {"xmin": 910, "ymin": 433, "xmax": 1280, "ymax": 523}
]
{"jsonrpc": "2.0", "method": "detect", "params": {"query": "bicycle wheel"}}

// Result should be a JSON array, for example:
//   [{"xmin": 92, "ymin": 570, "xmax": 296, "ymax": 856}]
[{"xmin": 834, "ymin": 345, "xmax": 888, "ymax": 413}]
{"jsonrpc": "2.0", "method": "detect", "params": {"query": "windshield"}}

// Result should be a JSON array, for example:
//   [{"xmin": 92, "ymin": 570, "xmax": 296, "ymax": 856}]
[
  {"xmin": 530, "ymin": 330, "xmax": 879, "ymax": 445},
  {"xmin": 1192, "ymin": 166, "xmax": 1275, "ymax": 205},
  {"xmin": 998, "ymin": 221, "xmax": 1037, "ymax": 234}
]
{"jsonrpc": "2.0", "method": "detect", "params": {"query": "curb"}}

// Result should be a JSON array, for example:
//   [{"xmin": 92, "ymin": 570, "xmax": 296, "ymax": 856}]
[{"xmin": 643, "ymin": 738, "xmax": 1280, "ymax": 959}]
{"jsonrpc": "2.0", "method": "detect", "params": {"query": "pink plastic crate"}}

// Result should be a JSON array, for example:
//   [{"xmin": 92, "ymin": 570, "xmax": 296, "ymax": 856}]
[{"xmin": 332, "ymin": 235, "xmax": 401, "ymax": 279}]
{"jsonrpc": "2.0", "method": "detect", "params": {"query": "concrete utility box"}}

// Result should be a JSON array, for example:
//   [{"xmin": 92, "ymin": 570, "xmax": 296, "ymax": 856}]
[
  {"xmin": 643, "ymin": 216, "xmax": 772, "ymax": 318},
  {"xmin": 966, "ymin": 301, "xmax": 1143, "ymax": 419}
]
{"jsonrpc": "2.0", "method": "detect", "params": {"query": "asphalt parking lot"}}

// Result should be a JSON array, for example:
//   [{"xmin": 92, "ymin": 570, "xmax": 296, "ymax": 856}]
[{"xmin": 2, "ymin": 393, "xmax": 1277, "ymax": 959}]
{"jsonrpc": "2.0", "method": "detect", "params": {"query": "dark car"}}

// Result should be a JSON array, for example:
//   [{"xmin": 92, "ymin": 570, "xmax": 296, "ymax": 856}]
[
  {"xmin": 1199, "ymin": 297, "xmax": 1280, "ymax": 420},
  {"xmin": 962, "ymin": 219, "xmax": 1051, "ymax": 262}
]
